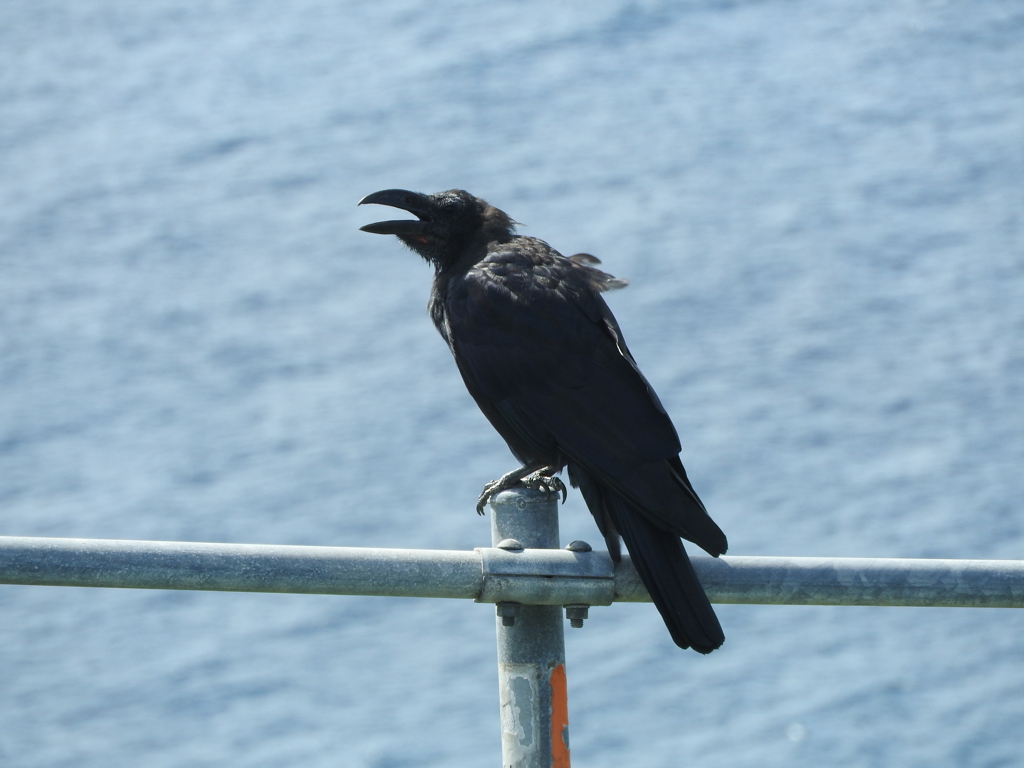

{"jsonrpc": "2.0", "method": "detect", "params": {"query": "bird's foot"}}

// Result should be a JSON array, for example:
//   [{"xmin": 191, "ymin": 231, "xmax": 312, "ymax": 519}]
[
  {"xmin": 476, "ymin": 464, "xmax": 566, "ymax": 514},
  {"xmin": 477, "ymin": 466, "xmax": 533, "ymax": 515},
  {"xmin": 521, "ymin": 471, "xmax": 568, "ymax": 505}
]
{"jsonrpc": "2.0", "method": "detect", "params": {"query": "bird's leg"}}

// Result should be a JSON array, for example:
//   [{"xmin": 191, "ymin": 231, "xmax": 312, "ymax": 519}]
[{"xmin": 476, "ymin": 463, "xmax": 567, "ymax": 514}]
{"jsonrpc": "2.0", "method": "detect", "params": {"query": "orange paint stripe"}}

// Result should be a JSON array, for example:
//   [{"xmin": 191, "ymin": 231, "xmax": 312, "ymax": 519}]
[{"xmin": 549, "ymin": 664, "xmax": 571, "ymax": 767}]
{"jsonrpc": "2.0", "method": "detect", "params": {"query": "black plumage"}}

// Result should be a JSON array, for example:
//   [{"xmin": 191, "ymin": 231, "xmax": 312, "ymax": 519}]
[{"xmin": 359, "ymin": 188, "xmax": 727, "ymax": 653}]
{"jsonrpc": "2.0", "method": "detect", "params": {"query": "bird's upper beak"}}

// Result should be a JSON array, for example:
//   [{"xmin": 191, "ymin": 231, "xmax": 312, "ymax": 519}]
[{"xmin": 358, "ymin": 189, "xmax": 432, "ymax": 235}]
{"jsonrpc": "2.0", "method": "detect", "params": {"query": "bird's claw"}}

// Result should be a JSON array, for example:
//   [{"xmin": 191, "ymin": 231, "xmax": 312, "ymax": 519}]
[
  {"xmin": 476, "ymin": 479, "xmax": 503, "ymax": 515},
  {"xmin": 476, "ymin": 470, "xmax": 567, "ymax": 514},
  {"xmin": 522, "ymin": 471, "xmax": 568, "ymax": 504}
]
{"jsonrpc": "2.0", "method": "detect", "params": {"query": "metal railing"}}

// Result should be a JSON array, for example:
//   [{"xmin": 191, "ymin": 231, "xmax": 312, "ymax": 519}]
[{"xmin": 3, "ymin": 487, "xmax": 1023, "ymax": 767}]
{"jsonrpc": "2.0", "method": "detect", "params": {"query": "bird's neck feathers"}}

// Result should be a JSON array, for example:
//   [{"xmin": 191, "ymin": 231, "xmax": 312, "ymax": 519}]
[
  {"xmin": 479, "ymin": 203, "xmax": 516, "ymax": 242},
  {"xmin": 417, "ymin": 203, "xmax": 517, "ymax": 275}
]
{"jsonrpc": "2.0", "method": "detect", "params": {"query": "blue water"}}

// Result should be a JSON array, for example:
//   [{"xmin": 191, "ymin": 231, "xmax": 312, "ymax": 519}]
[{"xmin": 2, "ymin": 1, "xmax": 1024, "ymax": 765}]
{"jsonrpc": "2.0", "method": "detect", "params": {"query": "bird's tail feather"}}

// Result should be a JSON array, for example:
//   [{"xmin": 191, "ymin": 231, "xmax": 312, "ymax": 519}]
[
  {"xmin": 571, "ymin": 465, "xmax": 724, "ymax": 653},
  {"xmin": 612, "ymin": 501, "xmax": 724, "ymax": 653}
]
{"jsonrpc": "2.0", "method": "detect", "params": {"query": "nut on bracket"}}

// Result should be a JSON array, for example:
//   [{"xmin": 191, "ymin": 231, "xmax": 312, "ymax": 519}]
[
  {"xmin": 496, "ymin": 601, "xmax": 519, "ymax": 626},
  {"xmin": 564, "ymin": 604, "xmax": 589, "ymax": 628}
]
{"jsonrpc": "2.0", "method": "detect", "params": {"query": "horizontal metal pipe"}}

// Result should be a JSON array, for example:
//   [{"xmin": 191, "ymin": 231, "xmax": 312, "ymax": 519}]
[
  {"xmin": 616, "ymin": 554, "xmax": 1024, "ymax": 607},
  {"xmin": 0, "ymin": 536, "xmax": 483, "ymax": 599},
  {"xmin": 2, "ymin": 536, "xmax": 1023, "ymax": 608}
]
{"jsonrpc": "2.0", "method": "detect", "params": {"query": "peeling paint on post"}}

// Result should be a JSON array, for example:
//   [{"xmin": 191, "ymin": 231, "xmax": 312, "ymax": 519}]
[
  {"xmin": 490, "ymin": 488, "xmax": 570, "ymax": 768},
  {"xmin": 499, "ymin": 663, "xmax": 540, "ymax": 763}
]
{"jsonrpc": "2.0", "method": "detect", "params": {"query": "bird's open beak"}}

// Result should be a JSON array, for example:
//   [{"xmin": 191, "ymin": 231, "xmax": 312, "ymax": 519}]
[{"xmin": 358, "ymin": 189, "xmax": 432, "ymax": 235}]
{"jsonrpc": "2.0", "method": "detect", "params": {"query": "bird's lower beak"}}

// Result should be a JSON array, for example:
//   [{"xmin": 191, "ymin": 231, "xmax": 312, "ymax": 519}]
[{"xmin": 358, "ymin": 189, "xmax": 432, "ymax": 235}]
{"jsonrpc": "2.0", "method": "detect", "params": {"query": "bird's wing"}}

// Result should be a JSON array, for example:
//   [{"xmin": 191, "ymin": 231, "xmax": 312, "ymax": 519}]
[{"xmin": 445, "ymin": 246, "xmax": 725, "ymax": 554}]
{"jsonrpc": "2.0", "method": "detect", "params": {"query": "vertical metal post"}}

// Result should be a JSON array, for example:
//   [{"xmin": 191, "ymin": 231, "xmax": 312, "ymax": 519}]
[{"xmin": 489, "ymin": 488, "xmax": 570, "ymax": 768}]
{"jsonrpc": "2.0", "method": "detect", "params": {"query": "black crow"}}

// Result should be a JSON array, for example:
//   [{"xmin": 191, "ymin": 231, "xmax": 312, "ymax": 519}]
[{"xmin": 359, "ymin": 188, "xmax": 727, "ymax": 653}]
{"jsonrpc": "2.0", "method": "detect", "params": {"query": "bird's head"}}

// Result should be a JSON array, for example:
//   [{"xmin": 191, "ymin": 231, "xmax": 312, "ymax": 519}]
[{"xmin": 358, "ymin": 188, "xmax": 514, "ymax": 268}]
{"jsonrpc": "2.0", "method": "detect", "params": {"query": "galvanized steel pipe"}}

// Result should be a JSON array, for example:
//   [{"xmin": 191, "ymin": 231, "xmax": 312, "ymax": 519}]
[
  {"xmin": 1, "ymin": 536, "xmax": 1023, "ymax": 608},
  {"xmin": 488, "ymin": 488, "xmax": 571, "ymax": 768},
  {"xmin": 0, "ymin": 536, "xmax": 483, "ymax": 599}
]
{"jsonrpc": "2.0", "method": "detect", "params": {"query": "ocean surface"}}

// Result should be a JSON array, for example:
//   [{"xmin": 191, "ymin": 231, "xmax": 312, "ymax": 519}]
[{"xmin": 2, "ymin": 1, "xmax": 1023, "ymax": 766}]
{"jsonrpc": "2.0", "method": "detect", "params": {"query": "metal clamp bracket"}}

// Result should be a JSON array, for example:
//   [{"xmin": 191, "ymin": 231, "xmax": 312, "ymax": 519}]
[{"xmin": 474, "ymin": 547, "xmax": 615, "ymax": 606}]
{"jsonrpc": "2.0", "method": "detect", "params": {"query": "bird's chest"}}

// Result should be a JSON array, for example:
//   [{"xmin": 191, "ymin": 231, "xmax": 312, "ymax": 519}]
[{"xmin": 431, "ymin": 270, "xmax": 521, "ymax": 346}]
